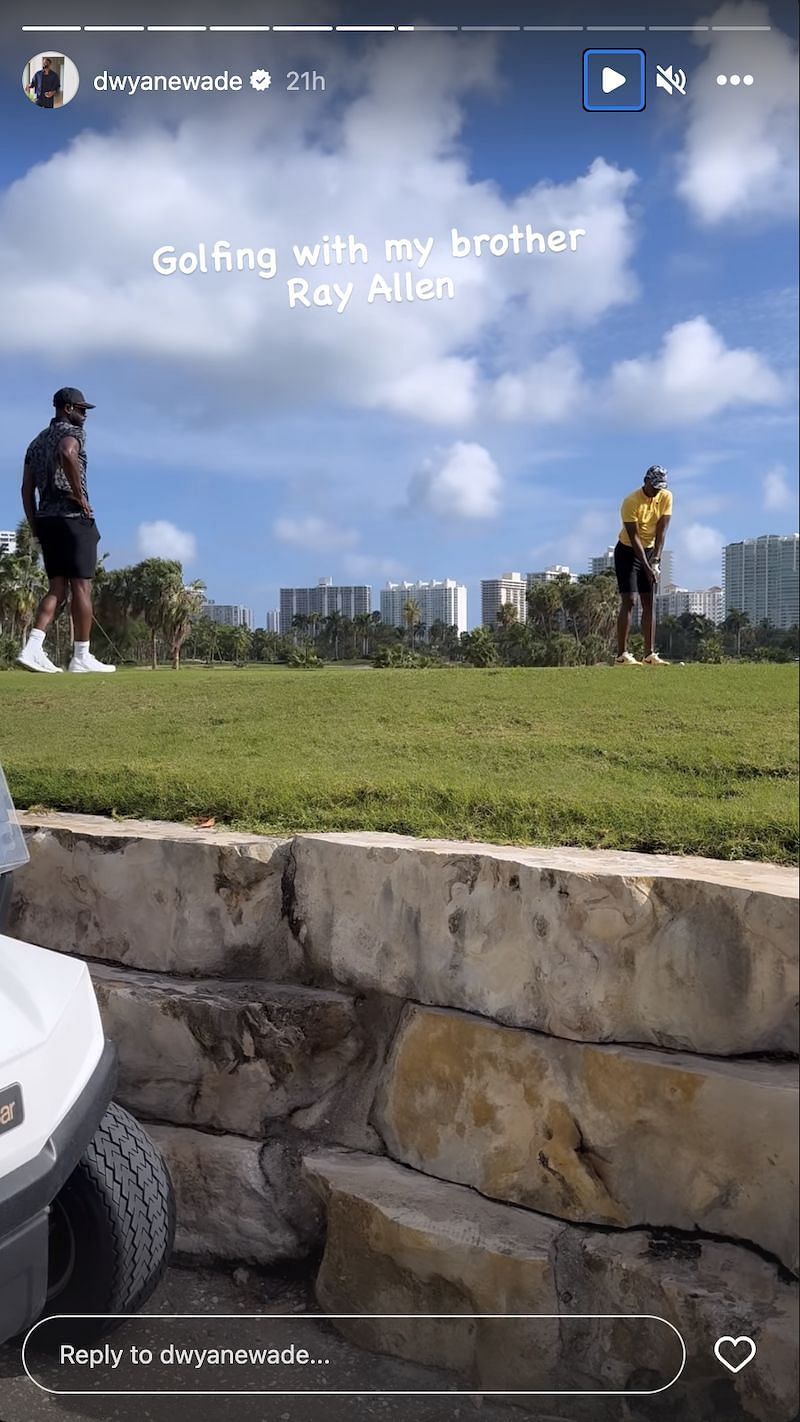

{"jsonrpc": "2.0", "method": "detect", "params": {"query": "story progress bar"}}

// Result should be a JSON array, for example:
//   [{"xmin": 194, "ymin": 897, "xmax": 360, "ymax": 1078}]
[{"xmin": 21, "ymin": 22, "xmax": 773, "ymax": 33}]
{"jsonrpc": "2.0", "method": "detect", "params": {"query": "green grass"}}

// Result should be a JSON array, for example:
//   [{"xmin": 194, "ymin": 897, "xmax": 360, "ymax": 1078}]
[{"xmin": 1, "ymin": 664, "xmax": 797, "ymax": 863}]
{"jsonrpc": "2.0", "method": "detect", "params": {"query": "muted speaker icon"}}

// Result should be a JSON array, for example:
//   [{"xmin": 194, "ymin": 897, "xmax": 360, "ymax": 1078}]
[{"xmin": 656, "ymin": 64, "xmax": 687, "ymax": 95}]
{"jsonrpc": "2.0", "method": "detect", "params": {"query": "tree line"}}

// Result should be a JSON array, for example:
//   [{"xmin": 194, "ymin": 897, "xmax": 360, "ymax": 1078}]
[
  {"xmin": 1, "ymin": 526, "xmax": 796, "ymax": 669},
  {"xmin": 0, "ymin": 524, "xmax": 205, "ymax": 670}
]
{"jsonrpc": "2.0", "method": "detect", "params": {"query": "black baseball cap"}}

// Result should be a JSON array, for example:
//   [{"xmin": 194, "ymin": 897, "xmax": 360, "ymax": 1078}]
[{"xmin": 53, "ymin": 386, "xmax": 96, "ymax": 409}]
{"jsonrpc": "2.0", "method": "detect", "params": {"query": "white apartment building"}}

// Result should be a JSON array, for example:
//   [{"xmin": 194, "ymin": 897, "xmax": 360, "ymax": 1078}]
[
  {"xmin": 279, "ymin": 577, "xmax": 371, "ymax": 635},
  {"xmin": 589, "ymin": 548, "xmax": 616, "ymax": 575},
  {"xmin": 0, "ymin": 530, "xmax": 17, "ymax": 557},
  {"xmin": 481, "ymin": 572, "xmax": 527, "ymax": 628},
  {"xmin": 380, "ymin": 580, "xmax": 467, "ymax": 637},
  {"xmin": 724, "ymin": 535, "xmax": 799, "ymax": 631},
  {"xmin": 655, "ymin": 584, "xmax": 724, "ymax": 625},
  {"xmin": 527, "ymin": 565, "xmax": 577, "ymax": 586},
  {"xmin": 201, "ymin": 600, "xmax": 254, "ymax": 630},
  {"xmin": 264, "ymin": 610, "xmax": 281, "ymax": 634}
]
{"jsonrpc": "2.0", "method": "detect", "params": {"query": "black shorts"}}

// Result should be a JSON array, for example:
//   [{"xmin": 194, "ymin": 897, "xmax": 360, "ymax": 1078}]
[
  {"xmin": 614, "ymin": 539, "xmax": 655, "ymax": 598},
  {"xmin": 35, "ymin": 515, "xmax": 100, "ymax": 581}
]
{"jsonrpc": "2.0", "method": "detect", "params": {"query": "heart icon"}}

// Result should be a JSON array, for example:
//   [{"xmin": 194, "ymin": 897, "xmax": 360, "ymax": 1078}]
[{"xmin": 714, "ymin": 1336, "xmax": 757, "ymax": 1374}]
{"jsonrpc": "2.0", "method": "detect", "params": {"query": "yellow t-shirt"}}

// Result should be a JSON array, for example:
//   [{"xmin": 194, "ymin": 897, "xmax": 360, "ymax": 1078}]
[{"xmin": 618, "ymin": 487, "xmax": 673, "ymax": 548}]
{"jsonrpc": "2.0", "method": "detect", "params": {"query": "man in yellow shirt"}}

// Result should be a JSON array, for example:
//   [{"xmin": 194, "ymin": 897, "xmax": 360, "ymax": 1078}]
[{"xmin": 613, "ymin": 465, "xmax": 672, "ymax": 665}]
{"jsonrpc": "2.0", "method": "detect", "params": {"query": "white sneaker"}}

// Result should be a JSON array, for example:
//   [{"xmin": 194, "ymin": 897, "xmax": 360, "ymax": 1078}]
[
  {"xmin": 614, "ymin": 651, "xmax": 640, "ymax": 665},
  {"xmin": 17, "ymin": 645, "xmax": 63, "ymax": 674},
  {"xmin": 67, "ymin": 652, "xmax": 116, "ymax": 674},
  {"xmin": 643, "ymin": 652, "xmax": 670, "ymax": 666}
]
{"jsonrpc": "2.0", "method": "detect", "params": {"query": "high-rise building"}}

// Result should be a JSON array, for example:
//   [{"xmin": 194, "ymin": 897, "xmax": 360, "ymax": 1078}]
[
  {"xmin": 0, "ymin": 530, "xmax": 17, "ymax": 557},
  {"xmin": 201, "ymin": 600, "xmax": 254, "ymax": 630},
  {"xmin": 724, "ymin": 535, "xmax": 799, "ymax": 631},
  {"xmin": 380, "ymin": 580, "xmax": 467, "ymax": 637},
  {"xmin": 655, "ymin": 550, "xmax": 674, "ymax": 587},
  {"xmin": 589, "ymin": 548, "xmax": 616, "ymax": 575},
  {"xmin": 527, "ymin": 565, "xmax": 577, "ymax": 587},
  {"xmin": 655, "ymin": 584, "xmax": 724, "ymax": 625},
  {"xmin": 279, "ymin": 577, "xmax": 371, "ymax": 635},
  {"xmin": 481, "ymin": 573, "xmax": 527, "ymax": 628},
  {"xmin": 264, "ymin": 610, "xmax": 281, "ymax": 634}
]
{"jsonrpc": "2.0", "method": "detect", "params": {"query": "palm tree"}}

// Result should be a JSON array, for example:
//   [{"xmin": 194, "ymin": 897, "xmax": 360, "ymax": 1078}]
[
  {"xmin": 680, "ymin": 611, "xmax": 715, "ymax": 659},
  {"xmin": 128, "ymin": 558, "xmax": 185, "ymax": 669},
  {"xmin": 341, "ymin": 616, "xmax": 356, "ymax": 660},
  {"xmin": 231, "ymin": 623, "xmax": 252, "ymax": 664},
  {"xmin": 658, "ymin": 615, "xmax": 680, "ymax": 659},
  {"xmin": 291, "ymin": 613, "xmax": 309, "ymax": 644},
  {"xmin": 402, "ymin": 599, "xmax": 422, "ymax": 651},
  {"xmin": 324, "ymin": 610, "xmax": 344, "ymax": 660},
  {"xmin": 288, "ymin": 640, "xmax": 323, "ymax": 668},
  {"xmin": 92, "ymin": 565, "xmax": 141, "ymax": 660},
  {"xmin": 307, "ymin": 611, "xmax": 321, "ymax": 641},
  {"xmin": 160, "ymin": 581, "xmax": 206, "ymax": 670},
  {"xmin": 0, "ymin": 547, "xmax": 46, "ymax": 641},
  {"xmin": 526, "ymin": 581, "xmax": 562, "ymax": 639},
  {"xmin": 722, "ymin": 609, "xmax": 750, "ymax": 658},
  {"xmin": 461, "ymin": 626, "xmax": 498, "ymax": 667},
  {"xmin": 354, "ymin": 612, "xmax": 373, "ymax": 658},
  {"xmin": 496, "ymin": 601, "xmax": 518, "ymax": 630}
]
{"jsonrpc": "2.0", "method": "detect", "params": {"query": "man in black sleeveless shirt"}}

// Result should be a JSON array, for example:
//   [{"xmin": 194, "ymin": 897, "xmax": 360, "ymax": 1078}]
[{"xmin": 17, "ymin": 387, "xmax": 115, "ymax": 673}]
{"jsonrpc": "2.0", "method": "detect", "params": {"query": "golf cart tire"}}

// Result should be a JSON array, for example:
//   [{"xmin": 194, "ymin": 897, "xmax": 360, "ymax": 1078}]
[{"xmin": 47, "ymin": 1101, "xmax": 175, "ymax": 1332}]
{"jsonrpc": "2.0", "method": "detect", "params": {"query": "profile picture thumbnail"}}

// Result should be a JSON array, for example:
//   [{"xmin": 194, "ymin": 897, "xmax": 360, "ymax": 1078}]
[{"xmin": 22, "ymin": 53, "xmax": 80, "ymax": 109}]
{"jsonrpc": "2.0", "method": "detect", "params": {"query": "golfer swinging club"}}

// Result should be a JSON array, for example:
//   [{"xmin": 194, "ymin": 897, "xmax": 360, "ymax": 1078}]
[
  {"xmin": 614, "ymin": 465, "xmax": 672, "ymax": 666},
  {"xmin": 17, "ymin": 387, "xmax": 115, "ymax": 674}
]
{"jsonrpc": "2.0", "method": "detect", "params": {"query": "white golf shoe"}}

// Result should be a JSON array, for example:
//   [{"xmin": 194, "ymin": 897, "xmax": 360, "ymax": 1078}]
[
  {"xmin": 614, "ymin": 651, "xmax": 640, "ymax": 665},
  {"xmin": 67, "ymin": 651, "xmax": 116, "ymax": 674},
  {"xmin": 16, "ymin": 645, "xmax": 63, "ymax": 674}
]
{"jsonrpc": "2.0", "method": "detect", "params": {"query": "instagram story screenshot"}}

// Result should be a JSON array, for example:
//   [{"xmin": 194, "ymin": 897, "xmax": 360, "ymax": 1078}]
[{"xmin": 0, "ymin": 2, "xmax": 797, "ymax": 1421}]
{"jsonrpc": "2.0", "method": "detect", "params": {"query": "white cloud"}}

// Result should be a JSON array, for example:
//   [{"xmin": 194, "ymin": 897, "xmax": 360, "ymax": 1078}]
[
  {"xmin": 136, "ymin": 521, "xmax": 197, "ymax": 563},
  {"xmin": 682, "ymin": 524, "xmax": 724, "ymax": 563},
  {"xmin": 561, "ymin": 508, "xmax": 617, "ymax": 572},
  {"xmin": 370, "ymin": 358, "xmax": 480, "ymax": 427},
  {"xmin": 343, "ymin": 554, "xmax": 404, "ymax": 577},
  {"xmin": 684, "ymin": 493, "xmax": 727, "ymax": 518},
  {"xmin": 763, "ymin": 464, "xmax": 796, "ymax": 513},
  {"xmin": 607, "ymin": 317, "xmax": 784, "ymax": 423},
  {"xmin": 273, "ymin": 517, "xmax": 358, "ymax": 552},
  {"xmin": 0, "ymin": 40, "xmax": 640, "ymax": 428},
  {"xmin": 409, "ymin": 442, "xmax": 502, "ymax": 519},
  {"xmin": 492, "ymin": 347, "xmax": 583, "ymax": 422},
  {"xmin": 676, "ymin": 522, "xmax": 725, "ymax": 583},
  {"xmin": 668, "ymin": 452, "xmax": 730, "ymax": 483},
  {"xmin": 677, "ymin": 3, "xmax": 799, "ymax": 225}
]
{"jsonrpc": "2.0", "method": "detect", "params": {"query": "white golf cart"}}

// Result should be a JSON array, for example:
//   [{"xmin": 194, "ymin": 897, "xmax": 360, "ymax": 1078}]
[{"xmin": 0, "ymin": 765, "xmax": 174, "ymax": 1345}]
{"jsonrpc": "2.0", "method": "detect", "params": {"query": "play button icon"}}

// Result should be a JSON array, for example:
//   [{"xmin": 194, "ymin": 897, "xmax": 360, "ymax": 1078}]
[
  {"xmin": 602, "ymin": 66, "xmax": 627, "ymax": 93},
  {"xmin": 583, "ymin": 49, "xmax": 646, "ymax": 111}
]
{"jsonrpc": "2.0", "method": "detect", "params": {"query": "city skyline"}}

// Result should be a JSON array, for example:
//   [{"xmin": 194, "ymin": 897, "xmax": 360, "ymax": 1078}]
[
  {"xmin": 6, "ymin": 521, "xmax": 796, "ymax": 632},
  {"xmin": 0, "ymin": 13, "xmax": 796, "ymax": 631}
]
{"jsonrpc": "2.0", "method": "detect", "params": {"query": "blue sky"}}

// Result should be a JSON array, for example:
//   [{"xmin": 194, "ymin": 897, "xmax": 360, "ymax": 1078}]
[{"xmin": 0, "ymin": 0, "xmax": 797, "ymax": 628}]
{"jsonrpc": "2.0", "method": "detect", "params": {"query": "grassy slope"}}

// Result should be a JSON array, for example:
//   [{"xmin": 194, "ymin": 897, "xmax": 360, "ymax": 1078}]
[{"xmin": 1, "ymin": 663, "xmax": 797, "ymax": 862}]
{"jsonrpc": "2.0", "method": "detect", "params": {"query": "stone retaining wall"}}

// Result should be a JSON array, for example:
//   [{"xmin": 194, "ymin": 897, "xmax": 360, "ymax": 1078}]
[{"xmin": 9, "ymin": 814, "xmax": 800, "ymax": 1421}]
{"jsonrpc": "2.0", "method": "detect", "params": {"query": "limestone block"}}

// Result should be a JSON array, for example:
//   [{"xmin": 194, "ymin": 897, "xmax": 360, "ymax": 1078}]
[
  {"xmin": 12, "ymin": 813, "xmax": 293, "ymax": 976},
  {"xmin": 289, "ymin": 832, "xmax": 798, "ymax": 1054},
  {"xmin": 304, "ymin": 1149, "xmax": 799, "ymax": 1422},
  {"xmin": 149, "ymin": 1125, "xmax": 322, "ymax": 1264},
  {"xmin": 555, "ymin": 1227, "xmax": 800, "ymax": 1422},
  {"xmin": 304, "ymin": 1148, "xmax": 562, "ymax": 1381},
  {"xmin": 92, "ymin": 965, "xmax": 365, "ymax": 1136},
  {"xmin": 375, "ymin": 1005, "xmax": 799, "ymax": 1273}
]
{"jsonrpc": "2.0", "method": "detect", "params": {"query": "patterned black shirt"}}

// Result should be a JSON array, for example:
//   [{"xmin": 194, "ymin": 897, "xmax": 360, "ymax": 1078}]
[{"xmin": 25, "ymin": 418, "xmax": 88, "ymax": 518}]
